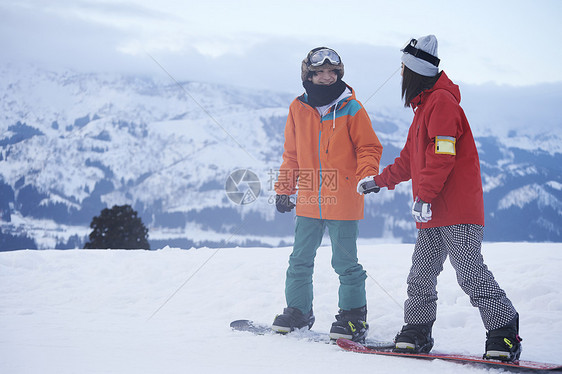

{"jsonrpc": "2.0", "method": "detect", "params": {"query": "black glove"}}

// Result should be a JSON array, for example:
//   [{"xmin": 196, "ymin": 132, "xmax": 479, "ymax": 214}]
[{"xmin": 275, "ymin": 194, "xmax": 295, "ymax": 213}]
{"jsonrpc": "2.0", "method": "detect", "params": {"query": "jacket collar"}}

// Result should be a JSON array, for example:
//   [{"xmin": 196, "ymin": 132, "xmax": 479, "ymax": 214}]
[{"xmin": 410, "ymin": 71, "xmax": 461, "ymax": 110}]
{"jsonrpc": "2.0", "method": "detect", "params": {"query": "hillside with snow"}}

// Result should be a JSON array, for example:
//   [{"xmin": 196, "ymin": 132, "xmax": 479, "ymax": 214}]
[
  {"xmin": 1, "ymin": 243, "xmax": 561, "ymax": 373},
  {"xmin": 0, "ymin": 65, "xmax": 561, "ymax": 250}
]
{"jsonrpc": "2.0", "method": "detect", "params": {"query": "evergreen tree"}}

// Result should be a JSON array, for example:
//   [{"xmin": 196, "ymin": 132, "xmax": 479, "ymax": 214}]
[
  {"xmin": 84, "ymin": 205, "xmax": 149, "ymax": 249},
  {"xmin": 0, "ymin": 228, "xmax": 37, "ymax": 251}
]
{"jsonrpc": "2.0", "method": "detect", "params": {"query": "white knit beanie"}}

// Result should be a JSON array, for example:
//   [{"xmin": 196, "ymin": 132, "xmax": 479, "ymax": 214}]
[{"xmin": 401, "ymin": 35, "xmax": 439, "ymax": 77}]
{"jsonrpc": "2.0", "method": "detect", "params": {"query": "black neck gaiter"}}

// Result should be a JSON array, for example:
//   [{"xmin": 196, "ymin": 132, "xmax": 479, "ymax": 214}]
[{"xmin": 303, "ymin": 79, "xmax": 347, "ymax": 107}]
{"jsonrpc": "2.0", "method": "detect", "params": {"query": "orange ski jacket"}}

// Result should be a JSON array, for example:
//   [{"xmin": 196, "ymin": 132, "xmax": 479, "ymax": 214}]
[{"xmin": 275, "ymin": 85, "xmax": 382, "ymax": 220}]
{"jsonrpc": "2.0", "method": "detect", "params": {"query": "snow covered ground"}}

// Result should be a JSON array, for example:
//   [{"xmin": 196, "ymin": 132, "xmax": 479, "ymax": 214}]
[{"xmin": 1, "ymin": 242, "xmax": 560, "ymax": 373}]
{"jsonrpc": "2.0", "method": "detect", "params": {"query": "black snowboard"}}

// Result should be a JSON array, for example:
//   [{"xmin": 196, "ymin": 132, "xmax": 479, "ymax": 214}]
[{"xmin": 230, "ymin": 319, "xmax": 394, "ymax": 348}]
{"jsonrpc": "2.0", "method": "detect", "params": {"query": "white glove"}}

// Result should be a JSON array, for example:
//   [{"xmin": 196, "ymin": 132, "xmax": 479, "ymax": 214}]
[
  {"xmin": 357, "ymin": 176, "xmax": 380, "ymax": 195},
  {"xmin": 411, "ymin": 197, "xmax": 432, "ymax": 223}
]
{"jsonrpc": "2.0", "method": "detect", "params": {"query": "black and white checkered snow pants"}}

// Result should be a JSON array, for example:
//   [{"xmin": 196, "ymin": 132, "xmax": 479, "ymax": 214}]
[{"xmin": 404, "ymin": 224, "xmax": 517, "ymax": 331}]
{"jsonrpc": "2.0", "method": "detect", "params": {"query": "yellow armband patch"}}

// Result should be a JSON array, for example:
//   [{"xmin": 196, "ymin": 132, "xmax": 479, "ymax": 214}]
[{"xmin": 435, "ymin": 136, "xmax": 456, "ymax": 155}]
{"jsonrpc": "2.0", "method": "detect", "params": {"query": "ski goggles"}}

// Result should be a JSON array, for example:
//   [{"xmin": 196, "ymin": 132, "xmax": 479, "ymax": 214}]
[
  {"xmin": 401, "ymin": 39, "xmax": 440, "ymax": 67},
  {"xmin": 308, "ymin": 48, "xmax": 341, "ymax": 67}
]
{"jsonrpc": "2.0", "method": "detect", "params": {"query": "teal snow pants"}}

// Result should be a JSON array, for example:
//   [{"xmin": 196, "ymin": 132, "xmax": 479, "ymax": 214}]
[{"xmin": 285, "ymin": 216, "xmax": 367, "ymax": 314}]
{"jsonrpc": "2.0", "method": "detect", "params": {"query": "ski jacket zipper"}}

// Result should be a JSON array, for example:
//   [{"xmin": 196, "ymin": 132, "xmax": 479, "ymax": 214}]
[{"xmin": 318, "ymin": 102, "xmax": 339, "ymax": 218}]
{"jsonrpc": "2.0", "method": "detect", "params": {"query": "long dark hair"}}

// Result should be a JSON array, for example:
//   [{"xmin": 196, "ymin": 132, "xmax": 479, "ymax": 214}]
[{"xmin": 401, "ymin": 65, "xmax": 441, "ymax": 107}]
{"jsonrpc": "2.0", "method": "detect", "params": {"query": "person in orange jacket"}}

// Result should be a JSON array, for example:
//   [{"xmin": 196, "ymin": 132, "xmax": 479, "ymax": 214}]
[
  {"xmin": 271, "ymin": 47, "xmax": 383, "ymax": 342},
  {"xmin": 370, "ymin": 35, "xmax": 521, "ymax": 361}
]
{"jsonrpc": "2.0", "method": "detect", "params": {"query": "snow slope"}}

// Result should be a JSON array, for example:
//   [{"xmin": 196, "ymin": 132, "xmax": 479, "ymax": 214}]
[{"xmin": 1, "ymin": 242, "xmax": 561, "ymax": 373}]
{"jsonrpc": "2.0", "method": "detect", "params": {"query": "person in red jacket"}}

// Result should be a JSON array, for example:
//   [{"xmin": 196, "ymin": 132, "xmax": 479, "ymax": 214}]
[
  {"xmin": 272, "ymin": 47, "xmax": 382, "ymax": 342},
  {"xmin": 363, "ymin": 35, "xmax": 522, "ymax": 361}
]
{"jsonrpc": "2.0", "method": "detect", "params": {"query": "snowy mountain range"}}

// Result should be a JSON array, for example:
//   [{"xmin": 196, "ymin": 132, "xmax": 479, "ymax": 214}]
[{"xmin": 1, "ymin": 66, "xmax": 561, "ymax": 249}]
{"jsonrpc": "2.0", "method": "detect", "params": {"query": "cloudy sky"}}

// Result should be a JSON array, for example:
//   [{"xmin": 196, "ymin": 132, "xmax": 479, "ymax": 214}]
[
  {"xmin": 1, "ymin": 0, "xmax": 561, "ymax": 140},
  {"xmin": 2, "ymin": 0, "xmax": 560, "ymax": 93}
]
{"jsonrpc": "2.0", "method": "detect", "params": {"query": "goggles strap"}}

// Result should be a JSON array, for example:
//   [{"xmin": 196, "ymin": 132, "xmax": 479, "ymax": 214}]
[{"xmin": 403, "ymin": 44, "xmax": 440, "ymax": 67}]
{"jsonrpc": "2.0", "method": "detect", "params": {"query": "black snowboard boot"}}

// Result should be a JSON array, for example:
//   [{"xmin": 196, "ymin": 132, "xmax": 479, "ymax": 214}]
[
  {"xmin": 329, "ymin": 305, "xmax": 369, "ymax": 343},
  {"xmin": 393, "ymin": 322, "xmax": 434, "ymax": 353},
  {"xmin": 484, "ymin": 314, "xmax": 522, "ymax": 362},
  {"xmin": 271, "ymin": 307, "xmax": 315, "ymax": 334}
]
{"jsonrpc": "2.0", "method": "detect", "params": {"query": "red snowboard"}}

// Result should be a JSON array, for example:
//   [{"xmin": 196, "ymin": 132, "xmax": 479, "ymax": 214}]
[{"xmin": 337, "ymin": 339, "xmax": 562, "ymax": 371}]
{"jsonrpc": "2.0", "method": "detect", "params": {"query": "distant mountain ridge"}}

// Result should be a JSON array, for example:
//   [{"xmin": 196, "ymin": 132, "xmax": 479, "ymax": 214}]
[{"xmin": 0, "ymin": 67, "xmax": 560, "ymax": 249}]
